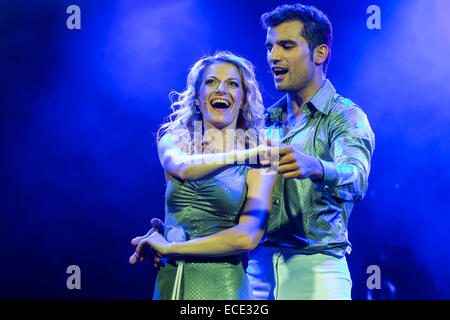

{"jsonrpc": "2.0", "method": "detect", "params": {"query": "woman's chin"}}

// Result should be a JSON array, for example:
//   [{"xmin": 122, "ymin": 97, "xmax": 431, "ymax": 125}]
[{"xmin": 204, "ymin": 118, "xmax": 236, "ymax": 131}]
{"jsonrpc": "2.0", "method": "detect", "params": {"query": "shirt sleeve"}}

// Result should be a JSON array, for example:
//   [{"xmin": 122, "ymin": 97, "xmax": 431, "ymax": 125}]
[{"xmin": 314, "ymin": 105, "xmax": 375, "ymax": 201}]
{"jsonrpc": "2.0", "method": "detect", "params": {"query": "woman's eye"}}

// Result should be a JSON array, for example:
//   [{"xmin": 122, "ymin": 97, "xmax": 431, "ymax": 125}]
[
  {"xmin": 228, "ymin": 81, "xmax": 239, "ymax": 88},
  {"xmin": 205, "ymin": 79, "xmax": 217, "ymax": 86}
]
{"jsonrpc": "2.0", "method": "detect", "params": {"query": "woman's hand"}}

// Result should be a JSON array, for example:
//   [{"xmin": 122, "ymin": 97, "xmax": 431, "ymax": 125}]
[
  {"xmin": 136, "ymin": 232, "xmax": 174, "ymax": 258},
  {"xmin": 235, "ymin": 144, "xmax": 272, "ymax": 167},
  {"xmin": 129, "ymin": 218, "xmax": 165, "ymax": 266}
]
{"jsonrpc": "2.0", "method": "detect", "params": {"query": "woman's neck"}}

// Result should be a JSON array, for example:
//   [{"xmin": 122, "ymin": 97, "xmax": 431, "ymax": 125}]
[{"xmin": 202, "ymin": 121, "xmax": 240, "ymax": 154}]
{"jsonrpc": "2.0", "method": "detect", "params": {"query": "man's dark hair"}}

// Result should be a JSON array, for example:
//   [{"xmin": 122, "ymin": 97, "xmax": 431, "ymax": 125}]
[{"xmin": 261, "ymin": 4, "xmax": 333, "ymax": 74}]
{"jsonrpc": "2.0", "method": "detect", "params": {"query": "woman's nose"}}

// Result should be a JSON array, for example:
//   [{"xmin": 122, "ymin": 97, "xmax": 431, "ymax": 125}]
[{"xmin": 216, "ymin": 81, "xmax": 228, "ymax": 93}]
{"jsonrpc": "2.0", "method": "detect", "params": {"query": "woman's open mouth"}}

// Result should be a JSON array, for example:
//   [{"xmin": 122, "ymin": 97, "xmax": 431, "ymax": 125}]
[{"xmin": 210, "ymin": 98, "xmax": 231, "ymax": 113}]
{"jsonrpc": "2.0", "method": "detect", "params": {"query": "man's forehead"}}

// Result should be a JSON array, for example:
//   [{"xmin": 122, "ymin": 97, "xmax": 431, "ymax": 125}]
[{"xmin": 266, "ymin": 20, "xmax": 304, "ymax": 41}]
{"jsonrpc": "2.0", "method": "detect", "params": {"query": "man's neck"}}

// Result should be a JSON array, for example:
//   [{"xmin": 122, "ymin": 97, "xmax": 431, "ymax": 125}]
[{"xmin": 286, "ymin": 76, "xmax": 325, "ymax": 122}]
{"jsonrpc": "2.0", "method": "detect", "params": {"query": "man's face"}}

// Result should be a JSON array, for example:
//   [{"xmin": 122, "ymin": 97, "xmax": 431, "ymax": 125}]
[{"xmin": 266, "ymin": 20, "xmax": 315, "ymax": 93}]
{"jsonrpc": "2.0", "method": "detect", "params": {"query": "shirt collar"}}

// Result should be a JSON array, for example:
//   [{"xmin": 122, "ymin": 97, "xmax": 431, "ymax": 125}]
[{"xmin": 266, "ymin": 79, "xmax": 336, "ymax": 124}]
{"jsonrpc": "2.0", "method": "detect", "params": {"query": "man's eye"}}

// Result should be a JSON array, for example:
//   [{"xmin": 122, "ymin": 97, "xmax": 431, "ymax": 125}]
[{"xmin": 283, "ymin": 45, "xmax": 295, "ymax": 50}]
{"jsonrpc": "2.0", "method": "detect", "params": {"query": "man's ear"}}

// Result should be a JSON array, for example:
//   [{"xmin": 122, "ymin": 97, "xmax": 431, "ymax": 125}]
[{"xmin": 314, "ymin": 44, "xmax": 329, "ymax": 66}]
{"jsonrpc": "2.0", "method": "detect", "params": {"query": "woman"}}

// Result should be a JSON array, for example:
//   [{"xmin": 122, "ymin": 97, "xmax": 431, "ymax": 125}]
[{"xmin": 130, "ymin": 52, "xmax": 276, "ymax": 300}]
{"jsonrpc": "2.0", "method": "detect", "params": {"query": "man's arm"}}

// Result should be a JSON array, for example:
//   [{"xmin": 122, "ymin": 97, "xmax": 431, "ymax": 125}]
[
  {"xmin": 314, "ymin": 106, "xmax": 375, "ymax": 201},
  {"xmin": 273, "ymin": 105, "xmax": 374, "ymax": 201}
]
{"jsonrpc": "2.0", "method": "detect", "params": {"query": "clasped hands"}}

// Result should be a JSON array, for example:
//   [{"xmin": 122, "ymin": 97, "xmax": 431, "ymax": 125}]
[
  {"xmin": 201, "ymin": 137, "xmax": 322, "ymax": 180},
  {"xmin": 129, "ymin": 218, "xmax": 169, "ymax": 267},
  {"xmin": 258, "ymin": 139, "xmax": 324, "ymax": 180}
]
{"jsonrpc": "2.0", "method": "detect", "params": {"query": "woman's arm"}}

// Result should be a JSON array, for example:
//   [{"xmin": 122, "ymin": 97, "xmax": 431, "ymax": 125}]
[
  {"xmin": 158, "ymin": 132, "xmax": 266, "ymax": 181},
  {"xmin": 136, "ymin": 167, "xmax": 276, "ymax": 257}
]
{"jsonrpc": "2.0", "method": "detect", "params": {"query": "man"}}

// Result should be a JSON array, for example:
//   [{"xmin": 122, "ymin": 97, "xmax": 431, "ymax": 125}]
[
  {"xmin": 245, "ymin": 4, "xmax": 375, "ymax": 300},
  {"xmin": 131, "ymin": 3, "xmax": 375, "ymax": 300}
]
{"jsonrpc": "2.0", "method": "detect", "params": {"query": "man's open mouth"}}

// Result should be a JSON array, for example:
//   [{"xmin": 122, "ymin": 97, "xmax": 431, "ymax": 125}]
[{"xmin": 272, "ymin": 66, "xmax": 288, "ymax": 78}]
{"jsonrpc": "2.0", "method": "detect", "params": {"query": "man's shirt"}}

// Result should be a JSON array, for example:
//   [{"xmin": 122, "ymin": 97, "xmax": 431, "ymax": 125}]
[{"xmin": 263, "ymin": 79, "xmax": 375, "ymax": 258}]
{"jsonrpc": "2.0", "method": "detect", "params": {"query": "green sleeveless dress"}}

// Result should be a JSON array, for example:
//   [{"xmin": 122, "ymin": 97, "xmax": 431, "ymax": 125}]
[{"xmin": 153, "ymin": 165, "xmax": 252, "ymax": 300}]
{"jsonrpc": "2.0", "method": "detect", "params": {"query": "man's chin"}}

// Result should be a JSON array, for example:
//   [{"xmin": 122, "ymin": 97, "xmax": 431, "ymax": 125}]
[{"xmin": 274, "ymin": 82, "xmax": 289, "ymax": 92}]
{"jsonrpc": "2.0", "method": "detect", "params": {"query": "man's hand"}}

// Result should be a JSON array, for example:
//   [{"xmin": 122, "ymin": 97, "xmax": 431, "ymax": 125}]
[
  {"xmin": 267, "ymin": 139, "xmax": 324, "ymax": 181},
  {"xmin": 129, "ymin": 218, "xmax": 165, "ymax": 267}
]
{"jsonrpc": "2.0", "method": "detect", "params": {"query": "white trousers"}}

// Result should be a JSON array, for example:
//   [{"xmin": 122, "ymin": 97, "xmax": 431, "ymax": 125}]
[{"xmin": 246, "ymin": 246, "xmax": 352, "ymax": 300}]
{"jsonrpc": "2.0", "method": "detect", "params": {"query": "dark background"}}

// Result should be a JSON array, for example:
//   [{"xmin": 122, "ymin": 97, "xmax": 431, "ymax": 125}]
[{"xmin": 1, "ymin": 0, "xmax": 449, "ymax": 299}]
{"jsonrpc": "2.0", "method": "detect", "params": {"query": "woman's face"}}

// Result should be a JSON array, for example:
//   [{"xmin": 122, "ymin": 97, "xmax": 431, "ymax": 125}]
[{"xmin": 196, "ymin": 62, "xmax": 245, "ymax": 131}]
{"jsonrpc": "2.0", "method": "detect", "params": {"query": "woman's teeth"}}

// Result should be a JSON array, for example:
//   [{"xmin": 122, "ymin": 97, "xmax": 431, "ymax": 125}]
[{"xmin": 211, "ymin": 99, "xmax": 230, "ymax": 109}]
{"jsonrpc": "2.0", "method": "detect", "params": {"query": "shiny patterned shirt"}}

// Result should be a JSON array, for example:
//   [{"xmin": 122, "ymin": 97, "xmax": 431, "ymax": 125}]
[{"xmin": 263, "ymin": 80, "xmax": 375, "ymax": 258}]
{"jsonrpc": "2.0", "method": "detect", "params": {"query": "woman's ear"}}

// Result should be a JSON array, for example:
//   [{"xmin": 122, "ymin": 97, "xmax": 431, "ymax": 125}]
[{"xmin": 240, "ymin": 96, "xmax": 247, "ymax": 110}]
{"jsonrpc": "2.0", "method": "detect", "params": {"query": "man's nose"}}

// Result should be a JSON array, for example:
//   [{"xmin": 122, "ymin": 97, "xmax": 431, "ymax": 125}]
[{"xmin": 268, "ymin": 46, "xmax": 281, "ymax": 63}]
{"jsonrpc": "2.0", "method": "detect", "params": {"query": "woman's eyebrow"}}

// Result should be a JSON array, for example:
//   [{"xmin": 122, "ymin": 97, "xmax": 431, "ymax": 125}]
[{"xmin": 205, "ymin": 75, "xmax": 240, "ymax": 82}]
